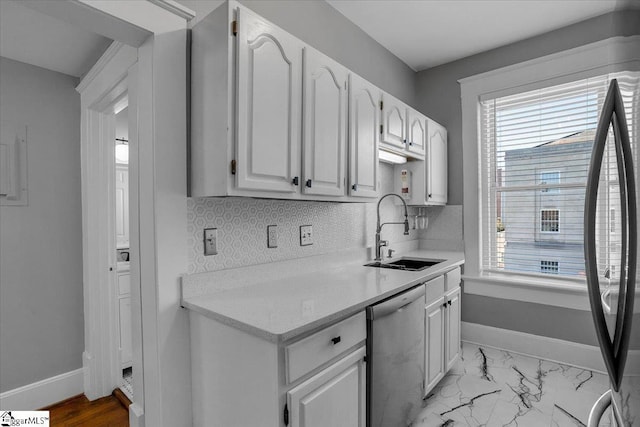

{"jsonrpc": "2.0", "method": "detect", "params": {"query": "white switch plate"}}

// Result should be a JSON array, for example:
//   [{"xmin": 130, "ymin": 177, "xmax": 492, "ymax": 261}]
[
  {"xmin": 300, "ymin": 225, "xmax": 313, "ymax": 246},
  {"xmin": 267, "ymin": 225, "xmax": 278, "ymax": 248},
  {"xmin": 204, "ymin": 228, "xmax": 217, "ymax": 255}
]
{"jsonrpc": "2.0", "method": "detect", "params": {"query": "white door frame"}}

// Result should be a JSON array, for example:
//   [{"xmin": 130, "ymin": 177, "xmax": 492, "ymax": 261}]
[
  {"xmin": 77, "ymin": 40, "xmax": 138, "ymax": 403},
  {"xmin": 67, "ymin": 2, "xmax": 194, "ymax": 426}
]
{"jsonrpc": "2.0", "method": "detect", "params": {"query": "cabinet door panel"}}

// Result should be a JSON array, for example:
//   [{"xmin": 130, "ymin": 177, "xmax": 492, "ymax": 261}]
[
  {"xmin": 407, "ymin": 111, "xmax": 426, "ymax": 156},
  {"xmin": 115, "ymin": 166, "xmax": 129, "ymax": 248},
  {"xmin": 303, "ymin": 49, "xmax": 347, "ymax": 196},
  {"xmin": 445, "ymin": 287, "xmax": 461, "ymax": 371},
  {"xmin": 119, "ymin": 297, "xmax": 132, "ymax": 367},
  {"xmin": 288, "ymin": 346, "xmax": 366, "ymax": 427},
  {"xmin": 425, "ymin": 298, "xmax": 445, "ymax": 395},
  {"xmin": 236, "ymin": 8, "xmax": 302, "ymax": 193},
  {"xmin": 427, "ymin": 120, "xmax": 447, "ymax": 204},
  {"xmin": 348, "ymin": 74, "xmax": 379, "ymax": 198},
  {"xmin": 382, "ymin": 97, "xmax": 406, "ymax": 150}
]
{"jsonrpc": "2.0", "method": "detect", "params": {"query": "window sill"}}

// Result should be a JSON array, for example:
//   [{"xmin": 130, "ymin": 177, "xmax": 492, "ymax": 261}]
[{"xmin": 462, "ymin": 273, "xmax": 591, "ymax": 311}]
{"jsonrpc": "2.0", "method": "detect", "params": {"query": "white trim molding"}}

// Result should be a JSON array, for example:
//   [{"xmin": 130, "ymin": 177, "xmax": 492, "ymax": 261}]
[
  {"xmin": 0, "ymin": 369, "xmax": 83, "ymax": 410},
  {"xmin": 459, "ymin": 35, "xmax": 640, "ymax": 307},
  {"xmin": 462, "ymin": 322, "xmax": 640, "ymax": 376}
]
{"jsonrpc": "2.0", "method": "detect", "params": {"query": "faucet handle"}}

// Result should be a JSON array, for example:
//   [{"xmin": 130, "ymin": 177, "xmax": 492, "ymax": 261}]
[
  {"xmin": 387, "ymin": 249, "xmax": 395, "ymax": 258},
  {"xmin": 379, "ymin": 240, "xmax": 388, "ymax": 248}
]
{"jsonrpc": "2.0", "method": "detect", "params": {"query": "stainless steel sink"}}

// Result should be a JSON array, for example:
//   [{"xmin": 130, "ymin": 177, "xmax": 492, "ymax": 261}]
[{"xmin": 364, "ymin": 257, "xmax": 444, "ymax": 271}]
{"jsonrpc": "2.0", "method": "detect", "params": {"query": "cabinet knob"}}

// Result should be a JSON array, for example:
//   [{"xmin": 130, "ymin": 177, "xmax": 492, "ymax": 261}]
[
  {"xmin": 409, "ymin": 141, "xmax": 413, "ymax": 146},
  {"xmin": 428, "ymin": 193, "xmax": 432, "ymax": 198},
  {"xmin": 403, "ymin": 139, "xmax": 407, "ymax": 144},
  {"xmin": 442, "ymin": 303, "xmax": 447, "ymax": 308},
  {"xmin": 352, "ymin": 184, "xmax": 358, "ymax": 191},
  {"xmin": 292, "ymin": 176, "xmax": 299, "ymax": 186},
  {"xmin": 306, "ymin": 179, "xmax": 312, "ymax": 188},
  {"xmin": 331, "ymin": 336, "xmax": 341, "ymax": 345},
  {"xmin": 448, "ymin": 300, "xmax": 452, "ymax": 306}
]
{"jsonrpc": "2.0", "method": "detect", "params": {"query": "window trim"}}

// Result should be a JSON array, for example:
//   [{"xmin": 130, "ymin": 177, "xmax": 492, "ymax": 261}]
[
  {"xmin": 540, "ymin": 208, "xmax": 560, "ymax": 233},
  {"xmin": 459, "ymin": 35, "xmax": 640, "ymax": 307}
]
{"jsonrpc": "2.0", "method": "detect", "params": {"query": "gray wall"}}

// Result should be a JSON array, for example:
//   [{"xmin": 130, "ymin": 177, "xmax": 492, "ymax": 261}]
[
  {"xmin": 0, "ymin": 57, "xmax": 83, "ymax": 392},
  {"xmin": 415, "ymin": 9, "xmax": 640, "ymax": 346},
  {"xmin": 416, "ymin": 9, "xmax": 640, "ymax": 206}
]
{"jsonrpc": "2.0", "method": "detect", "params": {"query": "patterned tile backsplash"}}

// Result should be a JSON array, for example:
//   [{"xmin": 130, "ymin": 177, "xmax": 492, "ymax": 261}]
[
  {"xmin": 186, "ymin": 165, "xmax": 463, "ymax": 274},
  {"xmin": 188, "ymin": 165, "xmax": 410, "ymax": 273}
]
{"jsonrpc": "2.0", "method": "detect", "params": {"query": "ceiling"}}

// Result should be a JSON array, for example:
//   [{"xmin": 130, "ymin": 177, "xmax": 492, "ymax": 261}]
[
  {"xmin": 0, "ymin": 0, "xmax": 636, "ymax": 78},
  {"xmin": 0, "ymin": 0, "xmax": 112, "ymax": 78},
  {"xmin": 325, "ymin": 0, "xmax": 635, "ymax": 71}
]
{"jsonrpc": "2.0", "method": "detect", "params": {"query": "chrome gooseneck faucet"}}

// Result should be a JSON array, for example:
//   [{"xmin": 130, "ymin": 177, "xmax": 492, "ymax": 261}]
[{"xmin": 375, "ymin": 193, "xmax": 410, "ymax": 261}]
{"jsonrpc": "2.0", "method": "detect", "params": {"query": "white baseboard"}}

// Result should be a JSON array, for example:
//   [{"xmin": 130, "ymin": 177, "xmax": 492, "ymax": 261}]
[
  {"xmin": 0, "ymin": 368, "xmax": 84, "ymax": 410},
  {"xmin": 462, "ymin": 322, "xmax": 640, "ymax": 376},
  {"xmin": 129, "ymin": 402, "xmax": 145, "ymax": 427}
]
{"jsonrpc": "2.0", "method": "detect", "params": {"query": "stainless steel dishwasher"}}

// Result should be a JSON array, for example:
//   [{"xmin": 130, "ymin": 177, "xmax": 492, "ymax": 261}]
[{"xmin": 366, "ymin": 284, "xmax": 426, "ymax": 427}]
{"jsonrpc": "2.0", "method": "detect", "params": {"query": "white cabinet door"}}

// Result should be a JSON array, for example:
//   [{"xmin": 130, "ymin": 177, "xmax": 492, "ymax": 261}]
[
  {"xmin": 302, "ymin": 48, "xmax": 348, "ymax": 197},
  {"xmin": 381, "ymin": 94, "xmax": 407, "ymax": 150},
  {"xmin": 236, "ymin": 8, "xmax": 303, "ymax": 193},
  {"xmin": 119, "ymin": 296, "xmax": 132, "ymax": 368},
  {"xmin": 427, "ymin": 119, "xmax": 447, "ymax": 204},
  {"xmin": 407, "ymin": 110, "xmax": 426, "ymax": 156},
  {"xmin": 288, "ymin": 346, "xmax": 366, "ymax": 427},
  {"xmin": 348, "ymin": 74, "xmax": 379, "ymax": 198},
  {"xmin": 115, "ymin": 166, "xmax": 129, "ymax": 248},
  {"xmin": 424, "ymin": 297, "xmax": 446, "ymax": 395},
  {"xmin": 445, "ymin": 287, "xmax": 461, "ymax": 372}
]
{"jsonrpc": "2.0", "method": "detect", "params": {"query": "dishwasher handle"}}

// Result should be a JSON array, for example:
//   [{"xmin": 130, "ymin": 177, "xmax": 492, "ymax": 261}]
[{"xmin": 367, "ymin": 285, "xmax": 426, "ymax": 320}]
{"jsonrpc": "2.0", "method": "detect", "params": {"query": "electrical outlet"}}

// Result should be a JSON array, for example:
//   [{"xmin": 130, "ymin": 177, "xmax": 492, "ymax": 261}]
[
  {"xmin": 267, "ymin": 225, "xmax": 278, "ymax": 248},
  {"xmin": 300, "ymin": 225, "xmax": 313, "ymax": 246},
  {"xmin": 204, "ymin": 228, "xmax": 217, "ymax": 255}
]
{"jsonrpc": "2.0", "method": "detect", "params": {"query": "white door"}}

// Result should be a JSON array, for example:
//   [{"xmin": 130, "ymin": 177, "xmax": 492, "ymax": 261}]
[
  {"xmin": 302, "ymin": 48, "xmax": 347, "ymax": 196},
  {"xmin": 287, "ymin": 347, "xmax": 366, "ymax": 427},
  {"xmin": 427, "ymin": 119, "xmax": 448, "ymax": 204},
  {"xmin": 236, "ymin": 8, "xmax": 303, "ymax": 193},
  {"xmin": 381, "ymin": 94, "xmax": 406, "ymax": 150},
  {"xmin": 425, "ymin": 297, "xmax": 446, "ymax": 395},
  {"xmin": 407, "ymin": 110, "xmax": 426, "ymax": 156},
  {"xmin": 445, "ymin": 287, "xmax": 461, "ymax": 371},
  {"xmin": 348, "ymin": 74, "xmax": 379, "ymax": 198}
]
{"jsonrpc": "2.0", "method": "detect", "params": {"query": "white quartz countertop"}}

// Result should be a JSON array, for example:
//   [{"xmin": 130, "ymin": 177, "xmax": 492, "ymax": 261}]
[{"xmin": 181, "ymin": 249, "xmax": 464, "ymax": 343}]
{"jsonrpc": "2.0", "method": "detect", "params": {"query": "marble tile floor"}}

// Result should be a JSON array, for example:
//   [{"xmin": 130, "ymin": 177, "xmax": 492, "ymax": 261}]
[{"xmin": 410, "ymin": 342, "xmax": 612, "ymax": 427}]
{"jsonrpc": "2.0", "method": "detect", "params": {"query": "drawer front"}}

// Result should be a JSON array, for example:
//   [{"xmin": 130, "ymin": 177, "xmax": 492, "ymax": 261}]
[
  {"xmin": 445, "ymin": 267, "xmax": 461, "ymax": 291},
  {"xmin": 286, "ymin": 311, "xmax": 366, "ymax": 383},
  {"xmin": 118, "ymin": 273, "xmax": 131, "ymax": 296},
  {"xmin": 425, "ymin": 275, "xmax": 445, "ymax": 304}
]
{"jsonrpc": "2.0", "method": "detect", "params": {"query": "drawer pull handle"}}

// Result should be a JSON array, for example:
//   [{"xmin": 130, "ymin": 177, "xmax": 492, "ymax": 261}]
[{"xmin": 331, "ymin": 336, "xmax": 341, "ymax": 345}]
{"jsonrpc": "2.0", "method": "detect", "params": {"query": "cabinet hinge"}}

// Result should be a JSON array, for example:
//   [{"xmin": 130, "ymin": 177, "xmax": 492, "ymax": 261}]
[
  {"xmin": 231, "ymin": 159, "xmax": 237, "ymax": 175},
  {"xmin": 232, "ymin": 20, "xmax": 238, "ymax": 36},
  {"xmin": 380, "ymin": 124, "xmax": 383, "ymax": 134},
  {"xmin": 284, "ymin": 403, "xmax": 289, "ymax": 426},
  {"xmin": 380, "ymin": 100, "xmax": 383, "ymax": 110}
]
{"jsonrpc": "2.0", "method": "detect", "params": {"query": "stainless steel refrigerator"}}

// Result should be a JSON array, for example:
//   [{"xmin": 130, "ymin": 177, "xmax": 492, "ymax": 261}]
[{"xmin": 586, "ymin": 78, "xmax": 640, "ymax": 426}]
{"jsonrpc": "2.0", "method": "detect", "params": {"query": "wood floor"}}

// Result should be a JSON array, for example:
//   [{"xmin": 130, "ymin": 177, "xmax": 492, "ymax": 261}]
[{"xmin": 42, "ymin": 391, "xmax": 129, "ymax": 426}]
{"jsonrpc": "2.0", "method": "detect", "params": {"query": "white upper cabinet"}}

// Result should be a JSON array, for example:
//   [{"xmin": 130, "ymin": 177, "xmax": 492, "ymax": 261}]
[
  {"xmin": 380, "ymin": 94, "xmax": 407, "ymax": 150},
  {"xmin": 427, "ymin": 118, "xmax": 448, "ymax": 205},
  {"xmin": 407, "ymin": 109, "xmax": 426, "ymax": 156},
  {"xmin": 348, "ymin": 74, "xmax": 380, "ymax": 198},
  {"xmin": 379, "ymin": 93, "xmax": 425, "ymax": 160},
  {"xmin": 302, "ymin": 48, "xmax": 348, "ymax": 197},
  {"xmin": 190, "ymin": 2, "xmax": 380, "ymax": 201},
  {"xmin": 236, "ymin": 7, "xmax": 303, "ymax": 193}
]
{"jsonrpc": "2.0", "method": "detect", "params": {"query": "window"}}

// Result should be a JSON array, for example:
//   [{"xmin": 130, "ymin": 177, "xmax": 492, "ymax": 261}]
[
  {"xmin": 540, "ymin": 209, "xmax": 559, "ymax": 233},
  {"xmin": 481, "ymin": 72, "xmax": 639, "ymax": 278},
  {"xmin": 540, "ymin": 260, "xmax": 559, "ymax": 274},
  {"xmin": 540, "ymin": 171, "xmax": 560, "ymax": 193}
]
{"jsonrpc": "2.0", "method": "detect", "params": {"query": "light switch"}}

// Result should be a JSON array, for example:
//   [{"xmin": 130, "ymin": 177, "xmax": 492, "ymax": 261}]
[
  {"xmin": 204, "ymin": 228, "xmax": 217, "ymax": 255},
  {"xmin": 300, "ymin": 225, "xmax": 313, "ymax": 246}
]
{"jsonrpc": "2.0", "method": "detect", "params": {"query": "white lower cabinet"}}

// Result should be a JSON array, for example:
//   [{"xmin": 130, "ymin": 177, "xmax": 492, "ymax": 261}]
[
  {"xmin": 117, "ymin": 270, "xmax": 132, "ymax": 368},
  {"xmin": 287, "ymin": 346, "xmax": 366, "ymax": 427},
  {"xmin": 189, "ymin": 310, "xmax": 366, "ymax": 427},
  {"xmin": 424, "ymin": 268, "xmax": 462, "ymax": 396}
]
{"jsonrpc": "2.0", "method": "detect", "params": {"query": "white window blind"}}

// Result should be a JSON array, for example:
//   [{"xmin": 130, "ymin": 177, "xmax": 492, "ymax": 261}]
[{"xmin": 481, "ymin": 72, "xmax": 639, "ymax": 279}]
